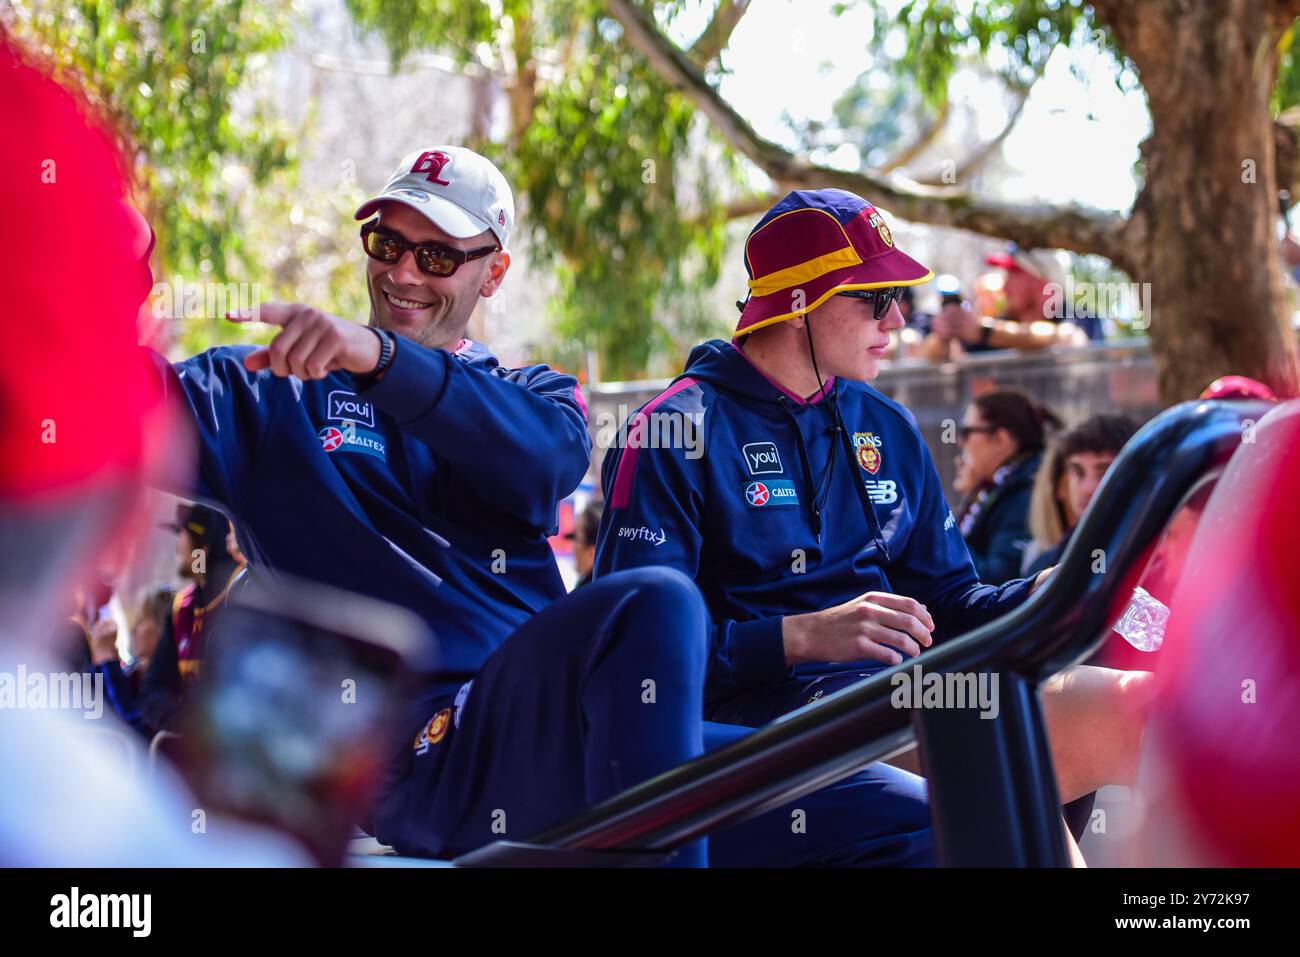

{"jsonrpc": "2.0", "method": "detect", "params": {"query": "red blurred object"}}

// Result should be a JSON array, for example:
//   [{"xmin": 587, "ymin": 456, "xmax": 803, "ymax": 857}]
[
  {"xmin": 1151, "ymin": 399, "xmax": 1300, "ymax": 865},
  {"xmin": 1199, "ymin": 375, "xmax": 1276, "ymax": 402},
  {"xmin": 0, "ymin": 39, "xmax": 162, "ymax": 502},
  {"xmin": 548, "ymin": 496, "xmax": 576, "ymax": 558}
]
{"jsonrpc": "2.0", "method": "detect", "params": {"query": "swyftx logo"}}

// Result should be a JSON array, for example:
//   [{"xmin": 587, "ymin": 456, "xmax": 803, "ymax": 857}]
[{"xmin": 617, "ymin": 525, "xmax": 667, "ymax": 546}]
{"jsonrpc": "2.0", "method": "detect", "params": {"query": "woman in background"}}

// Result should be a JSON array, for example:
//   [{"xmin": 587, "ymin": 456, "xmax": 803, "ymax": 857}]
[
  {"xmin": 953, "ymin": 387, "xmax": 1063, "ymax": 584},
  {"xmin": 1021, "ymin": 443, "xmax": 1075, "ymax": 578}
]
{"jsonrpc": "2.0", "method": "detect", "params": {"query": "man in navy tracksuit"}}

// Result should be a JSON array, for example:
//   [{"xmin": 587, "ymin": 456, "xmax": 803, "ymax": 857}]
[
  {"xmin": 597, "ymin": 190, "xmax": 1151, "ymax": 849},
  {"xmin": 162, "ymin": 151, "xmax": 932, "ymax": 865}
]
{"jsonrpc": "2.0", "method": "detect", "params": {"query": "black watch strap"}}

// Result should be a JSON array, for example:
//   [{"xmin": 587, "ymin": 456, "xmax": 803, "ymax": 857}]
[{"xmin": 366, "ymin": 326, "xmax": 395, "ymax": 380}]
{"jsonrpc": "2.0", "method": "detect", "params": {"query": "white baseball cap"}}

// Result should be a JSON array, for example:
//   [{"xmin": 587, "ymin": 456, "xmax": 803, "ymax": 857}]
[{"xmin": 354, "ymin": 146, "xmax": 515, "ymax": 247}]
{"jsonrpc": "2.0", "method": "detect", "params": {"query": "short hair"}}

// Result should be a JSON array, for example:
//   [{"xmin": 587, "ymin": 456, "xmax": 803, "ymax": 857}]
[{"xmin": 1058, "ymin": 414, "xmax": 1140, "ymax": 461}]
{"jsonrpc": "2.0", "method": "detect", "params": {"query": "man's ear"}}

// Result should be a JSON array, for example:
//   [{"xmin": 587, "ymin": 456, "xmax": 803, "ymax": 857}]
[{"xmin": 479, "ymin": 249, "xmax": 511, "ymax": 298}]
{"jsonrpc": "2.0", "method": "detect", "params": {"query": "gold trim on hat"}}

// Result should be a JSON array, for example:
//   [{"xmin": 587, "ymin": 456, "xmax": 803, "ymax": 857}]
[
  {"xmin": 735, "ymin": 271, "xmax": 935, "ymax": 337},
  {"xmin": 747, "ymin": 246, "xmax": 864, "ymax": 296}
]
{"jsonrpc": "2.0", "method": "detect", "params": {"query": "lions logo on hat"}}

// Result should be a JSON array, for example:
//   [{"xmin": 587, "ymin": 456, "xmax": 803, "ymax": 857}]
[{"xmin": 868, "ymin": 211, "xmax": 893, "ymax": 248}]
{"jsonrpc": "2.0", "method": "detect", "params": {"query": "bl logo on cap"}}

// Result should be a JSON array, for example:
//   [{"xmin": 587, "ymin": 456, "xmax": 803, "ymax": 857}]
[{"xmin": 411, "ymin": 150, "xmax": 452, "ymax": 186}]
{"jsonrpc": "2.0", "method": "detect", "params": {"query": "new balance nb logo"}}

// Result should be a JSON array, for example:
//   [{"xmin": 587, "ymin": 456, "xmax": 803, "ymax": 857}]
[{"xmin": 864, "ymin": 480, "xmax": 898, "ymax": 505}]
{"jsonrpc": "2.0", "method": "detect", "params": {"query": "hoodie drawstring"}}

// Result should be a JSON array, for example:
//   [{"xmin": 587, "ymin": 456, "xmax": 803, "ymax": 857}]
[
  {"xmin": 802, "ymin": 318, "xmax": 892, "ymax": 561},
  {"xmin": 778, "ymin": 395, "xmax": 826, "ymax": 544},
  {"xmin": 830, "ymin": 393, "xmax": 893, "ymax": 562}
]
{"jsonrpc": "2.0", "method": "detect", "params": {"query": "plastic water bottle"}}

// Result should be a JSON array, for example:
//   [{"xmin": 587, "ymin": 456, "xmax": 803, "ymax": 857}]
[{"xmin": 1113, "ymin": 586, "xmax": 1170, "ymax": 652}]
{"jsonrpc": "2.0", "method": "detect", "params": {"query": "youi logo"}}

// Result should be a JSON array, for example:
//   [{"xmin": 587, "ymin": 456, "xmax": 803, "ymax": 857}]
[
  {"xmin": 743, "ymin": 441, "xmax": 783, "ymax": 475},
  {"xmin": 328, "ymin": 390, "xmax": 376, "ymax": 429}
]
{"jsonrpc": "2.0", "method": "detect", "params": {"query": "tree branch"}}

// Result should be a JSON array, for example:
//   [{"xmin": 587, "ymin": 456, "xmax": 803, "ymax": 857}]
[
  {"xmin": 723, "ymin": 193, "xmax": 778, "ymax": 220},
  {"xmin": 915, "ymin": 75, "xmax": 1036, "ymax": 186},
  {"xmin": 688, "ymin": 192, "xmax": 778, "ymax": 229},
  {"xmin": 505, "ymin": 9, "xmax": 537, "ymax": 146},
  {"xmin": 688, "ymin": 0, "xmax": 751, "ymax": 67},
  {"xmin": 878, "ymin": 95, "xmax": 951, "ymax": 173},
  {"xmin": 606, "ymin": 0, "xmax": 1128, "ymax": 260}
]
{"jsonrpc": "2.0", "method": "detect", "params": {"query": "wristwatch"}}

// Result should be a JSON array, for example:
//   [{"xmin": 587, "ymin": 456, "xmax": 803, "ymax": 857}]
[{"xmin": 363, "ymin": 326, "xmax": 396, "ymax": 381}]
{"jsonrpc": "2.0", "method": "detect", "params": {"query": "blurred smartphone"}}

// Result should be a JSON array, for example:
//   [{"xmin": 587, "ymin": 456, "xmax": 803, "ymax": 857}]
[{"xmin": 176, "ymin": 574, "xmax": 433, "ymax": 866}]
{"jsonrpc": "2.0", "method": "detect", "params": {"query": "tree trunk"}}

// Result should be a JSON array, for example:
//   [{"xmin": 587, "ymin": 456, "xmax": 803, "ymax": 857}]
[
  {"xmin": 1100, "ymin": 0, "xmax": 1300, "ymax": 401},
  {"xmin": 610, "ymin": 0, "xmax": 1300, "ymax": 403}
]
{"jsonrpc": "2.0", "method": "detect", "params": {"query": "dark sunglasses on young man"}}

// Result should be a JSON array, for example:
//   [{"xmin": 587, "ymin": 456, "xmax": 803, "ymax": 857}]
[
  {"xmin": 837, "ymin": 286, "xmax": 906, "ymax": 320},
  {"xmin": 360, "ymin": 220, "xmax": 500, "ymax": 278}
]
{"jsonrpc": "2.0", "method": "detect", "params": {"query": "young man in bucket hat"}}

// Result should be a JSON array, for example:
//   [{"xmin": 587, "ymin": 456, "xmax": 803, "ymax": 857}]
[{"xmin": 596, "ymin": 189, "xmax": 1153, "ymax": 846}]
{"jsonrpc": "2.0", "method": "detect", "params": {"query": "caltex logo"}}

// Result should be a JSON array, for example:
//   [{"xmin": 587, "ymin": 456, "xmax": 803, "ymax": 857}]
[
  {"xmin": 746, "ymin": 482, "xmax": 770, "ymax": 506},
  {"xmin": 318, "ymin": 426, "xmax": 344, "ymax": 452}
]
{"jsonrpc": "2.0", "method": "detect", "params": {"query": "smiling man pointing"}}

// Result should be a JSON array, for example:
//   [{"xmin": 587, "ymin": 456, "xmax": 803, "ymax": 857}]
[{"xmin": 159, "ymin": 146, "xmax": 717, "ymax": 863}]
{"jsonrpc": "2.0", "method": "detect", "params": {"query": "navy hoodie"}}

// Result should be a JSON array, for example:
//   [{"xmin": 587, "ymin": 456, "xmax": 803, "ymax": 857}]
[
  {"xmin": 162, "ymin": 336, "xmax": 590, "ymax": 718},
  {"xmin": 595, "ymin": 339, "xmax": 1033, "ymax": 713}
]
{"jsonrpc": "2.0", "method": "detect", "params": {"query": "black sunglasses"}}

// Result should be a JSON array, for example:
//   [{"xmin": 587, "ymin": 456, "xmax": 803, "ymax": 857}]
[
  {"xmin": 837, "ymin": 287, "xmax": 905, "ymax": 320},
  {"xmin": 958, "ymin": 424, "xmax": 999, "ymax": 441},
  {"xmin": 360, "ymin": 220, "xmax": 499, "ymax": 277}
]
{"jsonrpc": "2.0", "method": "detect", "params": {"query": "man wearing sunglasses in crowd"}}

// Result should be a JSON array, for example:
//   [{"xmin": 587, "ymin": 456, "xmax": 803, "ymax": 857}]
[
  {"xmin": 596, "ymin": 189, "xmax": 1154, "ymax": 853},
  {"xmin": 157, "ymin": 149, "xmax": 952, "ymax": 866}
]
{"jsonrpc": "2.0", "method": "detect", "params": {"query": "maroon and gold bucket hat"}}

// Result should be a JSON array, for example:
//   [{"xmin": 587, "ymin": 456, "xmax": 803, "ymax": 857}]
[{"xmin": 735, "ymin": 189, "xmax": 933, "ymax": 336}]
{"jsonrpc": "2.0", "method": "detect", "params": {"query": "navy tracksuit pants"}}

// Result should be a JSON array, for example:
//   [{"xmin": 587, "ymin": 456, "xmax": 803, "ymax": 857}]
[
  {"xmin": 372, "ymin": 567, "xmax": 933, "ymax": 866},
  {"xmin": 711, "ymin": 667, "xmax": 1096, "ymax": 844}
]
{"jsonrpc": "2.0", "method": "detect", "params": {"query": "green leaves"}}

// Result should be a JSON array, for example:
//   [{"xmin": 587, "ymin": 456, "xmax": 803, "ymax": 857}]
[
  {"xmin": 1276, "ymin": 20, "xmax": 1300, "ymax": 115},
  {"xmin": 11, "ymin": 0, "xmax": 298, "ymax": 352},
  {"xmin": 344, "ymin": 0, "xmax": 498, "ymax": 69},
  {"xmin": 886, "ymin": 0, "xmax": 1101, "ymax": 106},
  {"xmin": 515, "ymin": 13, "xmax": 730, "ymax": 377},
  {"xmin": 347, "ymin": 0, "xmax": 737, "ymax": 379}
]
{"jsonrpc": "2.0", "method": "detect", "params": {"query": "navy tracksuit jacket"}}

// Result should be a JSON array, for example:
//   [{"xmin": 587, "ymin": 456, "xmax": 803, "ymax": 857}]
[
  {"xmin": 595, "ymin": 338, "xmax": 1035, "ymax": 721},
  {"xmin": 167, "ymin": 338, "xmax": 589, "ymax": 714},
  {"xmin": 164, "ymin": 333, "xmax": 934, "ymax": 865}
]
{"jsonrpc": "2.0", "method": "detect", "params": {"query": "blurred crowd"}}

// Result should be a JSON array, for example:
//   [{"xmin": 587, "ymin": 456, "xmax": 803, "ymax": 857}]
[
  {"xmin": 59, "ymin": 503, "xmax": 248, "ymax": 741},
  {"xmin": 889, "ymin": 245, "xmax": 1108, "ymax": 363}
]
